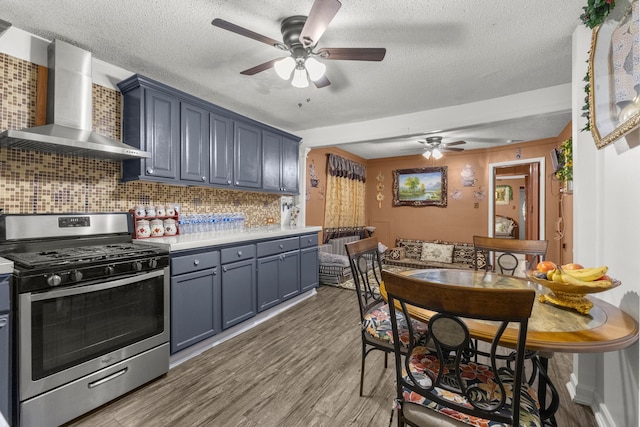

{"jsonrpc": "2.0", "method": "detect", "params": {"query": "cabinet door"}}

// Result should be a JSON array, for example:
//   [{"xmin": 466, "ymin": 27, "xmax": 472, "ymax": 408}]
[
  {"xmin": 144, "ymin": 88, "xmax": 180, "ymax": 180},
  {"xmin": 262, "ymin": 131, "xmax": 281, "ymax": 192},
  {"xmin": 281, "ymin": 137, "xmax": 300, "ymax": 194},
  {"xmin": 170, "ymin": 267, "xmax": 220, "ymax": 354},
  {"xmin": 234, "ymin": 121, "xmax": 262, "ymax": 188},
  {"xmin": 209, "ymin": 112, "xmax": 234, "ymax": 186},
  {"xmin": 280, "ymin": 251, "xmax": 300, "ymax": 300},
  {"xmin": 180, "ymin": 102, "xmax": 209, "ymax": 184},
  {"xmin": 300, "ymin": 246, "xmax": 319, "ymax": 292},
  {"xmin": 257, "ymin": 255, "xmax": 280, "ymax": 312},
  {"xmin": 221, "ymin": 258, "xmax": 256, "ymax": 329}
]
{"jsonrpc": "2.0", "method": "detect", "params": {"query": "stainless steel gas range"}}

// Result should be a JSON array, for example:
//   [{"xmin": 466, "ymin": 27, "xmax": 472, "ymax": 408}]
[{"xmin": 0, "ymin": 213, "xmax": 170, "ymax": 427}]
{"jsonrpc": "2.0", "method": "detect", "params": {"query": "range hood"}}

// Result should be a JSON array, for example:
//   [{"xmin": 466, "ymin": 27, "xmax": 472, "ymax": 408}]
[{"xmin": 0, "ymin": 39, "xmax": 150, "ymax": 160}]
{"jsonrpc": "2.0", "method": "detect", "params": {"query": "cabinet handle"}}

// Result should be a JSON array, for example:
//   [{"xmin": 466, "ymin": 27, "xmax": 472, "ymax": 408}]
[
  {"xmin": 146, "ymin": 168, "xmax": 154, "ymax": 174},
  {"xmin": 193, "ymin": 259, "xmax": 200, "ymax": 266},
  {"xmin": 279, "ymin": 244, "xmax": 283, "ymax": 249},
  {"xmin": 235, "ymin": 181, "xmax": 239, "ymax": 185},
  {"xmin": 223, "ymin": 266, "xmax": 227, "ymax": 273},
  {"xmin": 237, "ymin": 250, "xmax": 242, "ymax": 257},
  {"xmin": 227, "ymin": 179, "xmax": 231, "ymax": 185},
  {"xmin": 201, "ymin": 176, "xmax": 206, "ymax": 182},
  {"xmin": 0, "ymin": 315, "xmax": 7, "ymax": 328},
  {"xmin": 213, "ymin": 267, "xmax": 218, "ymax": 275}
]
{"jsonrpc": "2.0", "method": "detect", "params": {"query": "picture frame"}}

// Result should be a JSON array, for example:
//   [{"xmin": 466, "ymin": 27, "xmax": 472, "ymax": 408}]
[
  {"xmin": 588, "ymin": 0, "xmax": 640, "ymax": 149},
  {"xmin": 392, "ymin": 167, "xmax": 447, "ymax": 207},
  {"xmin": 495, "ymin": 185, "xmax": 512, "ymax": 205}
]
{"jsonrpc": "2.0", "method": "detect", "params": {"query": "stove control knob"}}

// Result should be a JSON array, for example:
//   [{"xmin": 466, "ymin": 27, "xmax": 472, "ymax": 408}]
[
  {"xmin": 104, "ymin": 266, "xmax": 115, "ymax": 276},
  {"xmin": 148, "ymin": 258, "xmax": 158, "ymax": 269},
  {"xmin": 47, "ymin": 274, "xmax": 62, "ymax": 287},
  {"xmin": 70, "ymin": 270, "xmax": 83, "ymax": 282},
  {"xmin": 132, "ymin": 261, "xmax": 143, "ymax": 272}
]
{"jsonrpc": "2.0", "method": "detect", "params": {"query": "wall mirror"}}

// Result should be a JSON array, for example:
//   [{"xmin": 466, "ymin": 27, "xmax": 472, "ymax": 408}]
[{"xmin": 589, "ymin": 0, "xmax": 640, "ymax": 148}]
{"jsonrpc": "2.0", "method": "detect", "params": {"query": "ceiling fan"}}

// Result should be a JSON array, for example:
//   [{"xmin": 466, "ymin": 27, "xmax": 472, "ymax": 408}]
[
  {"xmin": 417, "ymin": 136, "xmax": 466, "ymax": 159},
  {"xmin": 211, "ymin": 0, "xmax": 386, "ymax": 89}
]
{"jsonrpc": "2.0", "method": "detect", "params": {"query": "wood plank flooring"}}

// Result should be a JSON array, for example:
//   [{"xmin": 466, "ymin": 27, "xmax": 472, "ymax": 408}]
[{"xmin": 66, "ymin": 285, "xmax": 597, "ymax": 427}]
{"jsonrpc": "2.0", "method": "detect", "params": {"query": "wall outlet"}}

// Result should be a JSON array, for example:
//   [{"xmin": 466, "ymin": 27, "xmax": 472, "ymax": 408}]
[{"xmin": 266, "ymin": 217, "xmax": 275, "ymax": 224}]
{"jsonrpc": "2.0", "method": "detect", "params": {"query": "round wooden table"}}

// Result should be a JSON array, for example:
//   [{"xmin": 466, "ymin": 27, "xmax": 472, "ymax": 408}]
[
  {"xmin": 380, "ymin": 268, "xmax": 639, "ymax": 426},
  {"xmin": 381, "ymin": 268, "xmax": 639, "ymax": 354}
]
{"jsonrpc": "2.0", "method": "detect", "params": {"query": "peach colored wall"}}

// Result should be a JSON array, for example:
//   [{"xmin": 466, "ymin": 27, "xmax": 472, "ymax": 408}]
[{"xmin": 306, "ymin": 130, "xmax": 573, "ymax": 264}]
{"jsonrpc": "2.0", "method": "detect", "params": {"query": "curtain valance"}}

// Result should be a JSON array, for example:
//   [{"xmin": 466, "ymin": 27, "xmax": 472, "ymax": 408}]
[{"xmin": 327, "ymin": 154, "xmax": 366, "ymax": 182}]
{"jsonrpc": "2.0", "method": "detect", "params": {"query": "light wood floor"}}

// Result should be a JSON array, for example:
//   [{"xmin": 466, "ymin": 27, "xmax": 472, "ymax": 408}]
[{"xmin": 67, "ymin": 285, "xmax": 597, "ymax": 427}]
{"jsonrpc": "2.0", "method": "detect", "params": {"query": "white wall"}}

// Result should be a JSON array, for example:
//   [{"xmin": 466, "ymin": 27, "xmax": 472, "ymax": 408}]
[{"xmin": 571, "ymin": 25, "xmax": 639, "ymax": 427}]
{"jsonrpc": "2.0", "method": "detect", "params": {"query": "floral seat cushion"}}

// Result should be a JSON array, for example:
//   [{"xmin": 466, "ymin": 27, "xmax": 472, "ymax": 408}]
[
  {"xmin": 362, "ymin": 303, "xmax": 428, "ymax": 345},
  {"xmin": 402, "ymin": 346, "xmax": 542, "ymax": 427}
]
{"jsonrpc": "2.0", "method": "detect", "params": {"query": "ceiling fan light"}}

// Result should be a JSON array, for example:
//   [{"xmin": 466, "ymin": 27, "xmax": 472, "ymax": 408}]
[
  {"xmin": 432, "ymin": 148, "xmax": 443, "ymax": 159},
  {"xmin": 422, "ymin": 150, "xmax": 431, "ymax": 159},
  {"xmin": 291, "ymin": 67, "xmax": 309, "ymax": 88},
  {"xmin": 274, "ymin": 57, "xmax": 296, "ymax": 80},
  {"xmin": 305, "ymin": 57, "xmax": 326, "ymax": 81}
]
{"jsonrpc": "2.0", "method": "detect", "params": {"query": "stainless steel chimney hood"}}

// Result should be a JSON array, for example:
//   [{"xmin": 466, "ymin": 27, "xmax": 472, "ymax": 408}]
[{"xmin": 0, "ymin": 39, "xmax": 150, "ymax": 160}]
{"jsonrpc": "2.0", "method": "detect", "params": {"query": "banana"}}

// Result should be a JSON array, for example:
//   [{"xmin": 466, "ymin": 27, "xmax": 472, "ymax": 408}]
[
  {"xmin": 562, "ymin": 266, "xmax": 608, "ymax": 282},
  {"xmin": 560, "ymin": 271, "xmax": 612, "ymax": 288},
  {"xmin": 548, "ymin": 268, "xmax": 563, "ymax": 282}
]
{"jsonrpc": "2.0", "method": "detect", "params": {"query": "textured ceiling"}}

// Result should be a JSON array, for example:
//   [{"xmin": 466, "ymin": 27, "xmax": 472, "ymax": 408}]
[{"xmin": 0, "ymin": 0, "xmax": 582, "ymax": 158}]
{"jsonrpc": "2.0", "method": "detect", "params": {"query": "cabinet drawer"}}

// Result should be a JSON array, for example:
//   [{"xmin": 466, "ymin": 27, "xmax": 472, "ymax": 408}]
[
  {"xmin": 299, "ymin": 234, "xmax": 318, "ymax": 249},
  {"xmin": 172, "ymin": 251, "xmax": 219, "ymax": 276},
  {"xmin": 221, "ymin": 244, "xmax": 255, "ymax": 264},
  {"xmin": 256, "ymin": 237, "xmax": 299, "ymax": 257}
]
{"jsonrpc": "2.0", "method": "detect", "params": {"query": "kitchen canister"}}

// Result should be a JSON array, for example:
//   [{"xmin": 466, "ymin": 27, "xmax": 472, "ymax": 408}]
[
  {"xmin": 155, "ymin": 205, "xmax": 166, "ymax": 216},
  {"xmin": 136, "ymin": 220, "xmax": 151, "ymax": 238},
  {"xmin": 145, "ymin": 205, "xmax": 156, "ymax": 217},
  {"xmin": 134, "ymin": 205, "xmax": 146, "ymax": 217},
  {"xmin": 150, "ymin": 219, "xmax": 164, "ymax": 237},
  {"xmin": 163, "ymin": 218, "xmax": 177, "ymax": 235},
  {"xmin": 165, "ymin": 205, "xmax": 176, "ymax": 216}
]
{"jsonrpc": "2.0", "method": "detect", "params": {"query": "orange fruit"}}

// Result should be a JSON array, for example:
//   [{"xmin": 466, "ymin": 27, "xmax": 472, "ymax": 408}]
[
  {"xmin": 536, "ymin": 261, "xmax": 557, "ymax": 273},
  {"xmin": 561, "ymin": 263, "xmax": 584, "ymax": 270}
]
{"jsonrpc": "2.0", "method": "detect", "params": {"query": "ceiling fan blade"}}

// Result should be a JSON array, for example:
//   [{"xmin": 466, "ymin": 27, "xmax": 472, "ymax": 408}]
[
  {"xmin": 240, "ymin": 58, "xmax": 285, "ymax": 75},
  {"xmin": 212, "ymin": 18, "xmax": 283, "ymax": 48},
  {"xmin": 317, "ymin": 47, "xmax": 386, "ymax": 61},
  {"xmin": 299, "ymin": 0, "xmax": 342, "ymax": 48},
  {"xmin": 441, "ymin": 147, "xmax": 465, "ymax": 152},
  {"xmin": 313, "ymin": 75, "xmax": 331, "ymax": 88},
  {"xmin": 444, "ymin": 140, "xmax": 466, "ymax": 147}
]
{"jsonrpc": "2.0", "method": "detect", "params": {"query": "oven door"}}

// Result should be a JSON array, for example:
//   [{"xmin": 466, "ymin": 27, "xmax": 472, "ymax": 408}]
[{"xmin": 18, "ymin": 268, "xmax": 169, "ymax": 401}]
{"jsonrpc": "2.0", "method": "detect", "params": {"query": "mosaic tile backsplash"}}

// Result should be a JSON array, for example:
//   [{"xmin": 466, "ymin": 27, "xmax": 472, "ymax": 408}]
[{"xmin": 0, "ymin": 53, "xmax": 281, "ymax": 227}]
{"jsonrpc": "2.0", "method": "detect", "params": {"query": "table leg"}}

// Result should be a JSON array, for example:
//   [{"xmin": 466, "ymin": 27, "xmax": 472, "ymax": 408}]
[{"xmin": 535, "ymin": 355, "xmax": 560, "ymax": 426}]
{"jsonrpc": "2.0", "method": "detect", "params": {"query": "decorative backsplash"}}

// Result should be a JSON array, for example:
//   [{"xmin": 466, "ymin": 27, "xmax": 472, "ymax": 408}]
[{"xmin": 0, "ymin": 53, "xmax": 281, "ymax": 227}]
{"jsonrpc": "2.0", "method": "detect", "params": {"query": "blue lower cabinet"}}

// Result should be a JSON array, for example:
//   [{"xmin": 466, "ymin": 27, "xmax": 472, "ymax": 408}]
[
  {"xmin": 221, "ymin": 258, "xmax": 256, "ymax": 330},
  {"xmin": 300, "ymin": 246, "xmax": 319, "ymax": 292},
  {"xmin": 257, "ymin": 251, "xmax": 300, "ymax": 312},
  {"xmin": 0, "ymin": 274, "xmax": 10, "ymax": 423}
]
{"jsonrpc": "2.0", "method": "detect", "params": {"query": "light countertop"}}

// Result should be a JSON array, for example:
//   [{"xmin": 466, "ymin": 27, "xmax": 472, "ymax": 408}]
[
  {"xmin": 133, "ymin": 225, "xmax": 322, "ymax": 252},
  {"xmin": 0, "ymin": 257, "xmax": 13, "ymax": 275}
]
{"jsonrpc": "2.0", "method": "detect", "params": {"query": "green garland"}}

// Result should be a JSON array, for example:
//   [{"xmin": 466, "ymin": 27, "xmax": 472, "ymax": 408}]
[
  {"xmin": 580, "ymin": 0, "xmax": 615, "ymax": 132},
  {"xmin": 555, "ymin": 138, "xmax": 573, "ymax": 182},
  {"xmin": 580, "ymin": 0, "xmax": 615, "ymax": 29}
]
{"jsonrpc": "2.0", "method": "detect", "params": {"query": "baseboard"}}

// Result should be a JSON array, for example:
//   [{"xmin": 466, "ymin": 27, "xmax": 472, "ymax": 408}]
[
  {"xmin": 169, "ymin": 288, "xmax": 317, "ymax": 368},
  {"xmin": 592, "ymin": 399, "xmax": 616, "ymax": 427},
  {"xmin": 567, "ymin": 372, "xmax": 595, "ymax": 405}
]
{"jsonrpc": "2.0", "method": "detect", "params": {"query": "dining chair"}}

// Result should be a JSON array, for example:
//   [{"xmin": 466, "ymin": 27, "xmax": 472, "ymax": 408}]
[
  {"xmin": 344, "ymin": 237, "xmax": 428, "ymax": 396},
  {"xmin": 473, "ymin": 235, "xmax": 548, "ymax": 276},
  {"xmin": 382, "ymin": 270, "xmax": 541, "ymax": 427}
]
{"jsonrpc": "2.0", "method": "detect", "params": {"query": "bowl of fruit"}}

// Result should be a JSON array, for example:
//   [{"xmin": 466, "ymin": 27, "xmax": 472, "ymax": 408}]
[{"xmin": 527, "ymin": 261, "xmax": 620, "ymax": 314}]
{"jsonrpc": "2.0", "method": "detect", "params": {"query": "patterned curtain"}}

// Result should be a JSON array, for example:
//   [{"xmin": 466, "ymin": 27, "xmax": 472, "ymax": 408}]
[{"xmin": 324, "ymin": 153, "xmax": 366, "ymax": 230}]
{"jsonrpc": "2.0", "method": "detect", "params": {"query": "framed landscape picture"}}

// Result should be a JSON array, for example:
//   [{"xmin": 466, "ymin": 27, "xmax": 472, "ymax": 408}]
[{"xmin": 392, "ymin": 167, "xmax": 447, "ymax": 207}]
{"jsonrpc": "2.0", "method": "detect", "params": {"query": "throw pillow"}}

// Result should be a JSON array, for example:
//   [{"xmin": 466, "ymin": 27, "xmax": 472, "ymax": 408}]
[
  {"xmin": 420, "ymin": 242, "xmax": 454, "ymax": 263},
  {"xmin": 318, "ymin": 251, "xmax": 350, "ymax": 267}
]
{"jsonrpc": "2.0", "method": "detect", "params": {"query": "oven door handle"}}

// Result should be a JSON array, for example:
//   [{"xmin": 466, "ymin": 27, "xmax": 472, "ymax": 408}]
[{"xmin": 28, "ymin": 269, "xmax": 166, "ymax": 302}]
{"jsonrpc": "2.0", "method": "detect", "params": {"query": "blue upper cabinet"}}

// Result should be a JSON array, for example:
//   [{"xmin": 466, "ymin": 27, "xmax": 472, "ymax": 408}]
[
  {"xmin": 118, "ymin": 74, "xmax": 300, "ymax": 194},
  {"xmin": 262, "ymin": 131, "xmax": 300, "ymax": 194},
  {"xmin": 180, "ymin": 102, "xmax": 210, "ymax": 184},
  {"xmin": 209, "ymin": 112, "xmax": 233, "ymax": 186},
  {"xmin": 234, "ymin": 121, "xmax": 262, "ymax": 189}
]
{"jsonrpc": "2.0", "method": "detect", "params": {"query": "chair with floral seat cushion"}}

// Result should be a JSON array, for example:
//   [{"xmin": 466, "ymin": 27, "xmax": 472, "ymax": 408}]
[
  {"xmin": 345, "ymin": 237, "xmax": 428, "ymax": 396},
  {"xmin": 382, "ymin": 270, "xmax": 541, "ymax": 427}
]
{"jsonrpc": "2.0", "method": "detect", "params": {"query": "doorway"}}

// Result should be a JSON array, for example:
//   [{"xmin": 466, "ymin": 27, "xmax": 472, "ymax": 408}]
[{"xmin": 488, "ymin": 158, "xmax": 546, "ymax": 240}]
